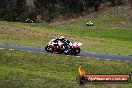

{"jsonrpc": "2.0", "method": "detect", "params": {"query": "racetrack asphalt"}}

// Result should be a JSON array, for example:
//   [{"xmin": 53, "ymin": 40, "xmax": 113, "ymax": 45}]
[{"xmin": 0, "ymin": 45, "xmax": 132, "ymax": 62}]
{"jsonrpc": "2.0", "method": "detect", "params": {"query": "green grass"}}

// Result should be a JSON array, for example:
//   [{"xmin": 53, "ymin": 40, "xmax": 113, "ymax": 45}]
[
  {"xmin": 0, "ymin": 9, "xmax": 132, "ymax": 55},
  {"xmin": 0, "ymin": 49, "xmax": 132, "ymax": 88},
  {"xmin": 0, "ymin": 5, "xmax": 131, "ymax": 88}
]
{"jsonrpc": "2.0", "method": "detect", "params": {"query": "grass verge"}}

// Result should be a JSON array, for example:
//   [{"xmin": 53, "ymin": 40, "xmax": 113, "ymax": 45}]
[{"xmin": 0, "ymin": 49, "xmax": 132, "ymax": 88}]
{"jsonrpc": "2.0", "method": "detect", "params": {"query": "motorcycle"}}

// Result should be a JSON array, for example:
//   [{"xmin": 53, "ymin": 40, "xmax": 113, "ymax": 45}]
[
  {"xmin": 86, "ymin": 21, "xmax": 94, "ymax": 26},
  {"xmin": 45, "ymin": 39, "xmax": 82, "ymax": 55},
  {"xmin": 64, "ymin": 42, "xmax": 82, "ymax": 55},
  {"xmin": 45, "ymin": 39, "xmax": 65, "ymax": 53}
]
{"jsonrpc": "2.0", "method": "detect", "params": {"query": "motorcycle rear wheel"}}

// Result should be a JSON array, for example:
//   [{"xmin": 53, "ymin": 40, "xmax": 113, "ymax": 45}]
[
  {"xmin": 74, "ymin": 48, "xmax": 80, "ymax": 55},
  {"xmin": 76, "ymin": 49, "xmax": 81, "ymax": 54}
]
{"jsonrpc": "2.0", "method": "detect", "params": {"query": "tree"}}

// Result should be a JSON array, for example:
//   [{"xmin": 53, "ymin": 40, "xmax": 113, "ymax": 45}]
[
  {"xmin": 94, "ymin": 0, "xmax": 101, "ymax": 12},
  {"xmin": 13, "ymin": 0, "xmax": 27, "ymax": 21},
  {"xmin": 111, "ymin": 0, "xmax": 116, "ymax": 7},
  {"xmin": 130, "ymin": 0, "xmax": 132, "ymax": 6},
  {"xmin": 0, "ymin": 0, "xmax": 29, "ymax": 22},
  {"xmin": 0, "ymin": 0, "xmax": 11, "ymax": 20},
  {"xmin": 0, "ymin": 0, "xmax": 6, "ymax": 20}
]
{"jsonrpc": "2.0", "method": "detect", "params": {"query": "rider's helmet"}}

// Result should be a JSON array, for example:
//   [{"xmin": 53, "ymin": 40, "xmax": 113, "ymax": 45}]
[{"xmin": 59, "ymin": 36, "xmax": 66, "ymax": 40}]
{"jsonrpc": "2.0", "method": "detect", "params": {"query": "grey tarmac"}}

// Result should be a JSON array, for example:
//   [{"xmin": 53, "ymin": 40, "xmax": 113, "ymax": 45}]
[{"xmin": 0, "ymin": 45, "xmax": 132, "ymax": 62}]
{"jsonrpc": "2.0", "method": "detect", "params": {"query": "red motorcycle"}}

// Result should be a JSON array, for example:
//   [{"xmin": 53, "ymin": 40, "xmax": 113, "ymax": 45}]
[
  {"xmin": 45, "ymin": 39, "xmax": 82, "ymax": 55},
  {"xmin": 45, "ymin": 39, "xmax": 65, "ymax": 53},
  {"xmin": 64, "ymin": 42, "xmax": 82, "ymax": 55}
]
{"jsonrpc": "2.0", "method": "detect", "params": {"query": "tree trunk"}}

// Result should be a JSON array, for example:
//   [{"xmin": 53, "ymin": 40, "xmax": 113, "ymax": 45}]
[
  {"xmin": 111, "ymin": 0, "xmax": 115, "ymax": 7},
  {"xmin": 130, "ymin": 0, "xmax": 132, "ymax": 6}
]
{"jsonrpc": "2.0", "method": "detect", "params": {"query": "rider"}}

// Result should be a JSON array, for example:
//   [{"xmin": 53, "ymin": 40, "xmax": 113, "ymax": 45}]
[
  {"xmin": 58, "ymin": 36, "xmax": 71, "ymax": 50},
  {"xmin": 51, "ymin": 36, "xmax": 71, "ymax": 50}
]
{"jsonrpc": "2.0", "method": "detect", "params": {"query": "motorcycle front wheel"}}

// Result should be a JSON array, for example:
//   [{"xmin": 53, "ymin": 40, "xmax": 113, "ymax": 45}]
[{"xmin": 45, "ymin": 45, "xmax": 53, "ymax": 53}]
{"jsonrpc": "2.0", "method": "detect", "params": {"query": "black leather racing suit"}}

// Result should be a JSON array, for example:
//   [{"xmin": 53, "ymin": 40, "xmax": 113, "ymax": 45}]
[{"xmin": 52, "ymin": 38, "xmax": 71, "ymax": 50}]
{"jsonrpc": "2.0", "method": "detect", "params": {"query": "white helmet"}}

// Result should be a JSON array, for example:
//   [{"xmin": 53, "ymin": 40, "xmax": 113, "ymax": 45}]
[{"xmin": 59, "ymin": 36, "xmax": 66, "ymax": 39}]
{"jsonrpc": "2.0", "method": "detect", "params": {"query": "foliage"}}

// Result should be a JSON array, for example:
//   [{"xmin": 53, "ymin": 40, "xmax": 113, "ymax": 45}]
[
  {"xmin": 0, "ymin": 0, "xmax": 102, "ymax": 22},
  {"xmin": 0, "ymin": 0, "xmax": 128, "ymax": 22},
  {"xmin": 0, "ymin": 0, "xmax": 36, "ymax": 22},
  {"xmin": 34, "ymin": 0, "xmax": 101, "ymax": 22}
]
